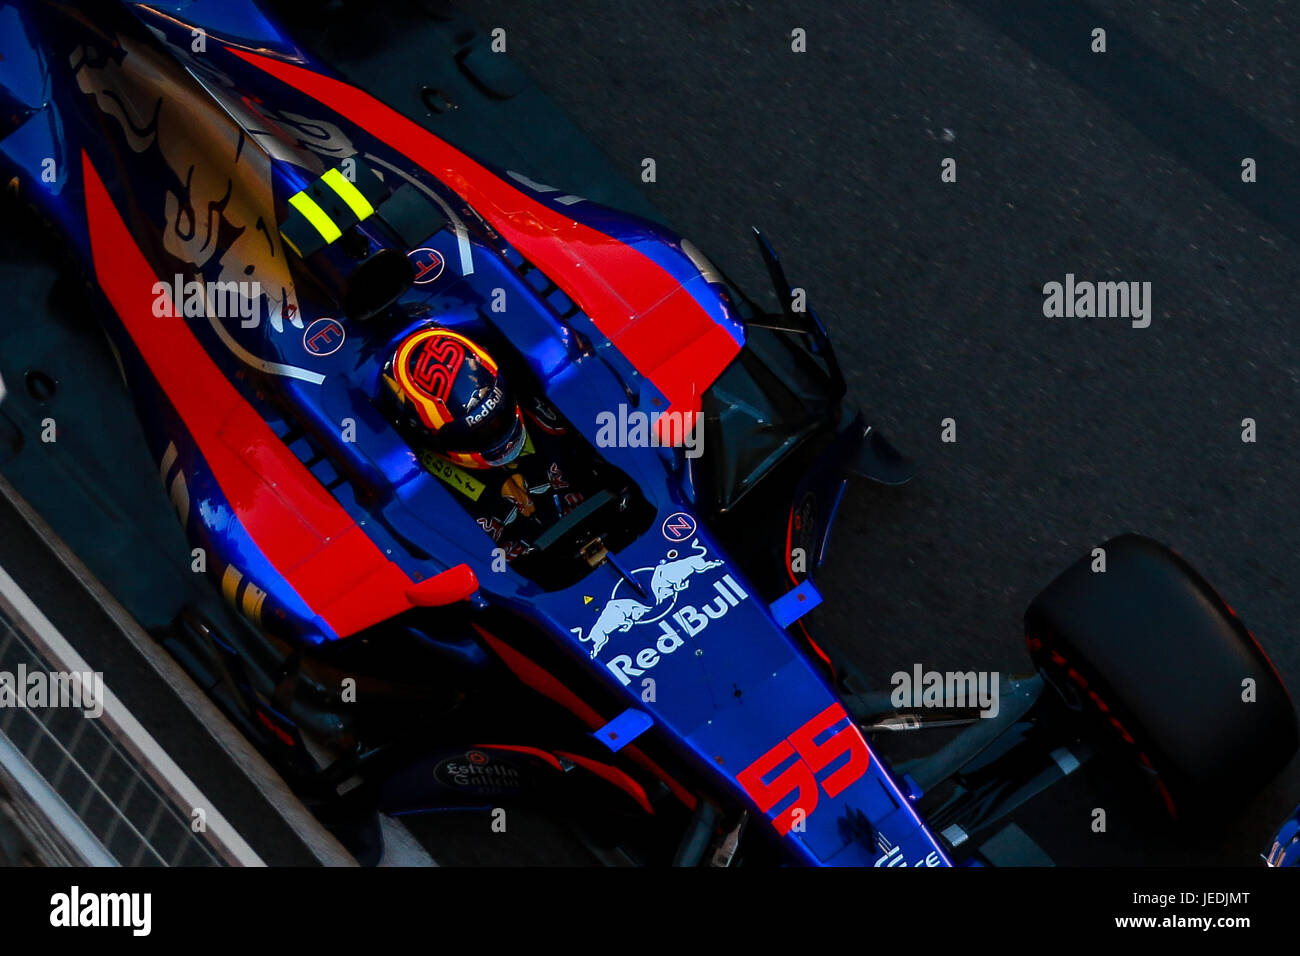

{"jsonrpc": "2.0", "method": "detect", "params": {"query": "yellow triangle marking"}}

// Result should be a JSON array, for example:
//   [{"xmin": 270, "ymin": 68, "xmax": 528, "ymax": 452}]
[{"xmin": 583, "ymin": 595, "xmax": 594, "ymax": 605}]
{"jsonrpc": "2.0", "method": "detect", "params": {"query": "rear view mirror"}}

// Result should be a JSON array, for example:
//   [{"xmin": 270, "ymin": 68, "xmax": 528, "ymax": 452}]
[{"xmin": 406, "ymin": 563, "xmax": 480, "ymax": 607}]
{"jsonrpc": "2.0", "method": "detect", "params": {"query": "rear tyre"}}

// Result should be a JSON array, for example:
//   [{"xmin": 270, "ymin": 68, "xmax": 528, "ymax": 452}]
[{"xmin": 1025, "ymin": 534, "xmax": 1297, "ymax": 817}]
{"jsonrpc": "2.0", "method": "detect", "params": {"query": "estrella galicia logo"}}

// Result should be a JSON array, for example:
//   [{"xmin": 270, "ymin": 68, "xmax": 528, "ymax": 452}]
[
  {"xmin": 661, "ymin": 511, "xmax": 697, "ymax": 542},
  {"xmin": 434, "ymin": 749, "xmax": 523, "ymax": 794},
  {"xmin": 302, "ymin": 317, "xmax": 345, "ymax": 356}
]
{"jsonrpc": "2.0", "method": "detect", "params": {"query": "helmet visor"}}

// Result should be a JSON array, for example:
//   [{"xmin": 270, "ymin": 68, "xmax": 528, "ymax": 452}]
[{"xmin": 459, "ymin": 405, "xmax": 527, "ymax": 467}]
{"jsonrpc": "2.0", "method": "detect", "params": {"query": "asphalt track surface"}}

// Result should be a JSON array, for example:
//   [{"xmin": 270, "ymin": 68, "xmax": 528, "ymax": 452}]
[{"xmin": 455, "ymin": 0, "xmax": 1300, "ymax": 864}]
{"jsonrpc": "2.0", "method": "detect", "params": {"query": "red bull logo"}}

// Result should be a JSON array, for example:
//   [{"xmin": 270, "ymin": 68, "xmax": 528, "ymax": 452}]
[
  {"xmin": 575, "ymin": 538, "xmax": 750, "ymax": 685},
  {"xmin": 648, "ymin": 539, "xmax": 723, "ymax": 603},
  {"xmin": 604, "ymin": 575, "xmax": 749, "ymax": 686}
]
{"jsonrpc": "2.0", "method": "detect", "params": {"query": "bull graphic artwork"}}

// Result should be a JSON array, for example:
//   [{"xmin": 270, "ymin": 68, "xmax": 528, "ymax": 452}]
[
  {"xmin": 579, "ymin": 539, "xmax": 742, "ymax": 666},
  {"xmin": 648, "ymin": 539, "xmax": 723, "ymax": 603},
  {"xmin": 584, "ymin": 599, "xmax": 652, "ymax": 658},
  {"xmin": 71, "ymin": 34, "xmax": 305, "ymax": 336}
]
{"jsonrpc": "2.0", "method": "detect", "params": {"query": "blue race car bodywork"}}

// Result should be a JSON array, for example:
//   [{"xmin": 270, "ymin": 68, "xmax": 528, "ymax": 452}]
[
  {"xmin": 1266, "ymin": 805, "xmax": 1300, "ymax": 867},
  {"xmin": 0, "ymin": 0, "xmax": 942, "ymax": 865}
]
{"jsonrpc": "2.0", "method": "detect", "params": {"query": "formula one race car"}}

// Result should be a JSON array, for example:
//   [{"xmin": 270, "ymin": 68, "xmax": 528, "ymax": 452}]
[
  {"xmin": 1266, "ymin": 804, "xmax": 1300, "ymax": 866},
  {"xmin": 1, "ymin": 1, "xmax": 1295, "ymax": 866}
]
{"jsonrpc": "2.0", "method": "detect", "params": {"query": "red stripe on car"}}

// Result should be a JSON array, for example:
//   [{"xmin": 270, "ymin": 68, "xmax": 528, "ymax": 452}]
[
  {"xmin": 474, "ymin": 744, "xmax": 564, "ymax": 772},
  {"xmin": 227, "ymin": 48, "xmax": 740, "ymax": 426},
  {"xmin": 474, "ymin": 624, "xmax": 697, "ymax": 809},
  {"xmin": 81, "ymin": 150, "xmax": 416, "ymax": 638},
  {"xmin": 555, "ymin": 751, "xmax": 656, "ymax": 815}
]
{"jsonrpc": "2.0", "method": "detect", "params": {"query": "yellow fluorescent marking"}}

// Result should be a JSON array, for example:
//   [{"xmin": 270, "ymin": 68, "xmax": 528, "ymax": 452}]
[
  {"xmin": 420, "ymin": 450, "xmax": 487, "ymax": 501},
  {"xmin": 583, "ymin": 595, "xmax": 593, "ymax": 605},
  {"xmin": 321, "ymin": 167, "xmax": 375, "ymax": 220},
  {"xmin": 288, "ymin": 190, "xmax": 342, "ymax": 243},
  {"xmin": 280, "ymin": 231, "xmax": 303, "ymax": 257}
]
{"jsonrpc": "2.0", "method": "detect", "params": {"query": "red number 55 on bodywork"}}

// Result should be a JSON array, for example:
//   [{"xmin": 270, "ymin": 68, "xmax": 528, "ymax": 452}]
[{"xmin": 736, "ymin": 702, "xmax": 871, "ymax": 835}]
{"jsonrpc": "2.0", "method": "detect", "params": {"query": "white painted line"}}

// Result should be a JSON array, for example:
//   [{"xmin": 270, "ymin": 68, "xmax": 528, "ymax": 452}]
[
  {"xmin": 206, "ymin": 309, "xmax": 326, "ymax": 385},
  {"xmin": 0, "ymin": 562, "xmax": 263, "ymax": 865},
  {"xmin": 0, "ymin": 474, "xmax": 357, "ymax": 866},
  {"xmin": 0, "ymin": 730, "xmax": 117, "ymax": 866}
]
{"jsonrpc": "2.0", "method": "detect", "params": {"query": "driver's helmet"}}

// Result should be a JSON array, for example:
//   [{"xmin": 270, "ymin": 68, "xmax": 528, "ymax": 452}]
[{"xmin": 384, "ymin": 327, "xmax": 527, "ymax": 469}]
